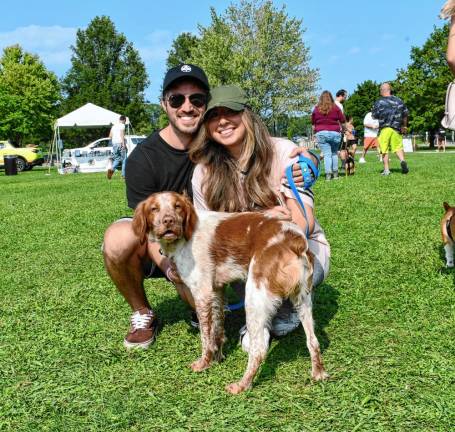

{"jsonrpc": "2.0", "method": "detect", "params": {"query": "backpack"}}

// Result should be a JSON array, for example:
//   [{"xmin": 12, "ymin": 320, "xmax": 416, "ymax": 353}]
[{"xmin": 441, "ymin": 81, "xmax": 455, "ymax": 130}]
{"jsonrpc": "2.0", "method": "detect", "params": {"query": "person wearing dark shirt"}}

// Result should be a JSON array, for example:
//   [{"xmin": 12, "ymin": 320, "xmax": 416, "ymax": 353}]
[
  {"xmin": 312, "ymin": 90, "xmax": 346, "ymax": 181},
  {"xmin": 372, "ymin": 83, "xmax": 409, "ymax": 176},
  {"xmin": 103, "ymin": 64, "xmax": 210, "ymax": 349},
  {"xmin": 103, "ymin": 65, "xmax": 319, "ymax": 350}
]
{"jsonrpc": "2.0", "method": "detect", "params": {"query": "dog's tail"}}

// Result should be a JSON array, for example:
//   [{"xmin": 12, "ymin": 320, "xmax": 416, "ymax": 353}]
[{"xmin": 285, "ymin": 232, "xmax": 313, "ymax": 295}]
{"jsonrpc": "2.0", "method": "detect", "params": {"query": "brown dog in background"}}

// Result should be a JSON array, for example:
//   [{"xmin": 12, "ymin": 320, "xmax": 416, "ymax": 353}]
[
  {"xmin": 441, "ymin": 202, "xmax": 455, "ymax": 268},
  {"xmin": 344, "ymin": 152, "xmax": 355, "ymax": 176}
]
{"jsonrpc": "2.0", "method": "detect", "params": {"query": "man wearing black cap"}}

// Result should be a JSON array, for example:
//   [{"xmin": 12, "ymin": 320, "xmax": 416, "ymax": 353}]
[
  {"xmin": 103, "ymin": 64, "xmax": 210, "ymax": 349},
  {"xmin": 103, "ymin": 64, "xmax": 318, "ymax": 350}
]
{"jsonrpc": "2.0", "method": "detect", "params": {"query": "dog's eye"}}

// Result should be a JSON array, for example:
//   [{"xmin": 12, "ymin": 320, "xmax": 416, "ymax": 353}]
[
  {"xmin": 175, "ymin": 203, "xmax": 182, "ymax": 210},
  {"xmin": 151, "ymin": 206, "xmax": 159, "ymax": 213}
]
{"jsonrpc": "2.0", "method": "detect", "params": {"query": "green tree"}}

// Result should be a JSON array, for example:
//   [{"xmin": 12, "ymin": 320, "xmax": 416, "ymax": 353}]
[
  {"xmin": 61, "ymin": 16, "xmax": 149, "ymax": 144},
  {"xmin": 166, "ymin": 33, "xmax": 200, "ymax": 68},
  {"xmin": 172, "ymin": 0, "xmax": 318, "ymax": 130},
  {"xmin": 0, "ymin": 45, "xmax": 60, "ymax": 146},
  {"xmin": 344, "ymin": 80, "xmax": 380, "ymax": 138},
  {"xmin": 394, "ymin": 24, "xmax": 452, "ymax": 135}
]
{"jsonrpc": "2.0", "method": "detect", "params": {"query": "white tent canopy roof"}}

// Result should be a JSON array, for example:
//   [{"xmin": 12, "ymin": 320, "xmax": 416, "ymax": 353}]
[{"xmin": 55, "ymin": 103, "xmax": 130, "ymax": 128}]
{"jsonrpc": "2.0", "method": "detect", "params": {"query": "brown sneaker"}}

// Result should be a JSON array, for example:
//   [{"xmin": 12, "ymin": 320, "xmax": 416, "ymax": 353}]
[
  {"xmin": 123, "ymin": 308, "xmax": 157, "ymax": 349},
  {"xmin": 107, "ymin": 168, "xmax": 114, "ymax": 180}
]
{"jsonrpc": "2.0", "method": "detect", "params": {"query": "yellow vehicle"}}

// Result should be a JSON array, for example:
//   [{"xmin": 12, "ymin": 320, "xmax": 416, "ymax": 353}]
[{"xmin": 0, "ymin": 141, "xmax": 44, "ymax": 172}]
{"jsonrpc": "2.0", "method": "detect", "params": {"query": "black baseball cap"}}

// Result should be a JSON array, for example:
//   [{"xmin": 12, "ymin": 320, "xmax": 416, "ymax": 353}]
[{"xmin": 162, "ymin": 64, "xmax": 209, "ymax": 95}]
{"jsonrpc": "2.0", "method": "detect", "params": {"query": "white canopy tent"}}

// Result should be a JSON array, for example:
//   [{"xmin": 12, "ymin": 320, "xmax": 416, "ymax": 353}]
[{"xmin": 48, "ymin": 103, "xmax": 130, "ymax": 173}]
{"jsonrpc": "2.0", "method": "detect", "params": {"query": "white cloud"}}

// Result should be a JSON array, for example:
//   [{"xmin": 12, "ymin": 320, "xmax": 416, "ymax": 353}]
[
  {"xmin": 348, "ymin": 47, "xmax": 360, "ymax": 55},
  {"xmin": 0, "ymin": 25, "xmax": 77, "ymax": 69}
]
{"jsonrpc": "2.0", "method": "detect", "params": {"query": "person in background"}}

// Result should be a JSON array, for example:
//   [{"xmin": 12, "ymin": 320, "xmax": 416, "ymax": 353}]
[
  {"xmin": 436, "ymin": 127, "xmax": 447, "ymax": 152},
  {"xmin": 372, "ymin": 82, "xmax": 409, "ymax": 176},
  {"xmin": 107, "ymin": 115, "xmax": 127, "ymax": 179},
  {"xmin": 441, "ymin": 0, "xmax": 455, "ymax": 74},
  {"xmin": 311, "ymin": 90, "xmax": 345, "ymax": 181},
  {"xmin": 334, "ymin": 89, "xmax": 347, "ymax": 113},
  {"xmin": 359, "ymin": 111, "xmax": 380, "ymax": 163}
]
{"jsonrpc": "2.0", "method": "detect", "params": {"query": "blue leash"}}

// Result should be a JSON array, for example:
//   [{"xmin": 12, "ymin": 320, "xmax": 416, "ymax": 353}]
[{"xmin": 285, "ymin": 153, "xmax": 320, "ymax": 238}]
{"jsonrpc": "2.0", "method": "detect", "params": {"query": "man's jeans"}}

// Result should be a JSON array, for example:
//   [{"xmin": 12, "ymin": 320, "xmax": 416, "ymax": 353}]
[
  {"xmin": 112, "ymin": 144, "xmax": 127, "ymax": 177},
  {"xmin": 316, "ymin": 131, "xmax": 341, "ymax": 174}
]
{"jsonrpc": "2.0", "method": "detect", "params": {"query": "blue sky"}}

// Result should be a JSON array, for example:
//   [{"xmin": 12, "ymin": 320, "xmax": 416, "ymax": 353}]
[{"xmin": 0, "ymin": 0, "xmax": 444, "ymax": 103}]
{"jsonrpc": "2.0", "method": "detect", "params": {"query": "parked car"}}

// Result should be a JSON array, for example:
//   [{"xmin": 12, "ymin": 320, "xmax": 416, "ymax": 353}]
[
  {"xmin": 61, "ymin": 135, "xmax": 145, "ymax": 173},
  {"xmin": 0, "ymin": 141, "xmax": 44, "ymax": 172}
]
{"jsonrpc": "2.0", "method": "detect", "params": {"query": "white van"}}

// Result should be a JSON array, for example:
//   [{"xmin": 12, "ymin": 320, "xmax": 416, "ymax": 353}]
[{"xmin": 61, "ymin": 135, "xmax": 146, "ymax": 173}]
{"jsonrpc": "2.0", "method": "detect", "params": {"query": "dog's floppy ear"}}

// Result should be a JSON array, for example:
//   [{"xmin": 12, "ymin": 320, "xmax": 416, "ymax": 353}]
[
  {"xmin": 444, "ymin": 202, "xmax": 451, "ymax": 212},
  {"xmin": 181, "ymin": 194, "xmax": 198, "ymax": 241},
  {"xmin": 132, "ymin": 198, "xmax": 152, "ymax": 244}
]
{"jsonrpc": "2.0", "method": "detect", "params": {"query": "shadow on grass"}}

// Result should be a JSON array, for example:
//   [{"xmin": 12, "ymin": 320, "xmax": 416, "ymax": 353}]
[
  {"xmin": 250, "ymin": 283, "xmax": 339, "ymax": 386},
  {"xmin": 152, "ymin": 281, "xmax": 339, "ymax": 386}
]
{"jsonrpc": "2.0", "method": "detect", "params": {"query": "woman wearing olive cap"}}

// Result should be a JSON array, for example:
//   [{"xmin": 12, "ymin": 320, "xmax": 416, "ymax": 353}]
[{"xmin": 189, "ymin": 85, "xmax": 331, "ymax": 344}]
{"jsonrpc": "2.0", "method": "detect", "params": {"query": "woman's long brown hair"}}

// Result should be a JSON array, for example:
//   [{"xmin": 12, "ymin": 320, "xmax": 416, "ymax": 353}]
[
  {"xmin": 190, "ymin": 109, "xmax": 278, "ymax": 212},
  {"xmin": 317, "ymin": 90, "xmax": 335, "ymax": 115}
]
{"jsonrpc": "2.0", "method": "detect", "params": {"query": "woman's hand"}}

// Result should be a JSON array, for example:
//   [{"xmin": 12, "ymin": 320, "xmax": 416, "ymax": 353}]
[
  {"xmin": 283, "ymin": 147, "xmax": 319, "ymax": 186},
  {"xmin": 263, "ymin": 205, "xmax": 292, "ymax": 220}
]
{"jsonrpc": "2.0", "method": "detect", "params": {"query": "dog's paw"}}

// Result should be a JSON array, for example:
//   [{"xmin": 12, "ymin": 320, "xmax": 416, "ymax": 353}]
[
  {"xmin": 190, "ymin": 358, "xmax": 211, "ymax": 372},
  {"xmin": 312, "ymin": 369, "xmax": 330, "ymax": 381},
  {"xmin": 225, "ymin": 382, "xmax": 248, "ymax": 395}
]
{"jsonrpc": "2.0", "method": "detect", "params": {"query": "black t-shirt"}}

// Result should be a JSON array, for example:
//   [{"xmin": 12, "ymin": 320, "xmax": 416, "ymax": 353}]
[{"xmin": 125, "ymin": 131, "xmax": 194, "ymax": 209}]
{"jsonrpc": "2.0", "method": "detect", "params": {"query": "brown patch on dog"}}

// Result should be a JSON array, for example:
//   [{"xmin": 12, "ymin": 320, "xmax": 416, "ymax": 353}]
[
  {"xmin": 211, "ymin": 213, "xmax": 282, "ymax": 268},
  {"xmin": 132, "ymin": 192, "xmax": 198, "ymax": 244},
  {"xmin": 253, "ymin": 231, "xmax": 309, "ymax": 297}
]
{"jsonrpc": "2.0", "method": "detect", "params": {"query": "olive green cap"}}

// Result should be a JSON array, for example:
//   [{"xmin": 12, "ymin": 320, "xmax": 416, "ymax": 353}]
[{"xmin": 205, "ymin": 85, "xmax": 248, "ymax": 115}]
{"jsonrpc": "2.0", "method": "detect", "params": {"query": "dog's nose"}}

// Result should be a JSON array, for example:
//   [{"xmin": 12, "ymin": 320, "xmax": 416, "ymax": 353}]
[{"xmin": 162, "ymin": 215, "xmax": 175, "ymax": 226}]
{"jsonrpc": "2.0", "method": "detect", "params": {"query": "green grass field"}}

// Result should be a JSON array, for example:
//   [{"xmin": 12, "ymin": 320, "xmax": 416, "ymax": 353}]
[{"xmin": 1, "ymin": 153, "xmax": 454, "ymax": 431}]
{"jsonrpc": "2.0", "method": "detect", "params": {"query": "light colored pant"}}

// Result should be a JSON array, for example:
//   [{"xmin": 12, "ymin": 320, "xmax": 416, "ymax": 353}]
[
  {"xmin": 316, "ymin": 131, "xmax": 341, "ymax": 174},
  {"xmin": 112, "ymin": 143, "xmax": 127, "ymax": 177}
]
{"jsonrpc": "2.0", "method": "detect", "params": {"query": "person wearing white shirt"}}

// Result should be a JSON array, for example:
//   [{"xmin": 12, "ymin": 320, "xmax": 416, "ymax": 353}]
[
  {"xmin": 107, "ymin": 115, "xmax": 126, "ymax": 179},
  {"xmin": 334, "ymin": 89, "xmax": 347, "ymax": 112},
  {"xmin": 359, "ymin": 112, "xmax": 380, "ymax": 163}
]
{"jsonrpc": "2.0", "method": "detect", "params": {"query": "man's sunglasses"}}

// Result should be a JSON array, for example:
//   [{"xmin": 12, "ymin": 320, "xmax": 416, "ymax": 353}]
[{"xmin": 165, "ymin": 93, "xmax": 207, "ymax": 109}]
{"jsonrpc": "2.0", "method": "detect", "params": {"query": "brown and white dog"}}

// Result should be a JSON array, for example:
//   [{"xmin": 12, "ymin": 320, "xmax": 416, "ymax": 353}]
[
  {"xmin": 441, "ymin": 202, "xmax": 455, "ymax": 268},
  {"xmin": 132, "ymin": 191, "xmax": 328, "ymax": 394}
]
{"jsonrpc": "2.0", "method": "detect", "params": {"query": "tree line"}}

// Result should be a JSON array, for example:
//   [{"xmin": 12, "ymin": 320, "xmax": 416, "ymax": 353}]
[{"xmin": 0, "ymin": 1, "xmax": 451, "ymax": 148}]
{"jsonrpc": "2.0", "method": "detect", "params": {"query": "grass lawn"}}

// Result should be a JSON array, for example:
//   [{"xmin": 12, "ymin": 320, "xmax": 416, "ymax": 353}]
[{"xmin": 1, "ymin": 153, "xmax": 454, "ymax": 431}]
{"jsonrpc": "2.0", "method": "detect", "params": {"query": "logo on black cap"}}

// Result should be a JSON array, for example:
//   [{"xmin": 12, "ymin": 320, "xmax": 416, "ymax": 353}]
[{"xmin": 181, "ymin": 65, "xmax": 191, "ymax": 72}]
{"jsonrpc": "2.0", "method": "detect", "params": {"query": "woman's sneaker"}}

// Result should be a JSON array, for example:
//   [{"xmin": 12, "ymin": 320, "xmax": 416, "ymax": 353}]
[
  {"xmin": 239, "ymin": 325, "xmax": 271, "ymax": 353},
  {"xmin": 123, "ymin": 308, "xmax": 157, "ymax": 349},
  {"xmin": 190, "ymin": 311, "xmax": 199, "ymax": 329}
]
